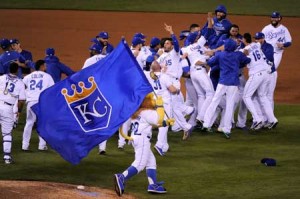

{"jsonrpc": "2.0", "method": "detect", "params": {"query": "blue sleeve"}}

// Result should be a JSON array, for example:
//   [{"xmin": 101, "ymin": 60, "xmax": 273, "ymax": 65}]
[
  {"xmin": 263, "ymin": 45, "xmax": 274, "ymax": 63},
  {"xmin": 171, "ymin": 34, "xmax": 180, "ymax": 53},
  {"xmin": 182, "ymin": 66, "xmax": 190, "ymax": 73},
  {"xmin": 59, "ymin": 62, "xmax": 75, "ymax": 76},
  {"xmin": 207, "ymin": 54, "xmax": 219, "ymax": 67},
  {"xmin": 238, "ymin": 52, "xmax": 251, "ymax": 67},
  {"xmin": 283, "ymin": 42, "xmax": 291, "ymax": 48}
]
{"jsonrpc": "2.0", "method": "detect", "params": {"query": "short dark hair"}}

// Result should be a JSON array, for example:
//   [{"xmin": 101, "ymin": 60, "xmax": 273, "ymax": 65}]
[
  {"xmin": 160, "ymin": 37, "xmax": 172, "ymax": 48},
  {"xmin": 35, "ymin": 59, "xmax": 45, "ymax": 70},
  {"xmin": 230, "ymin": 24, "xmax": 239, "ymax": 30},
  {"xmin": 243, "ymin": 33, "xmax": 252, "ymax": 43},
  {"xmin": 9, "ymin": 62, "xmax": 19, "ymax": 74},
  {"xmin": 189, "ymin": 23, "xmax": 200, "ymax": 31}
]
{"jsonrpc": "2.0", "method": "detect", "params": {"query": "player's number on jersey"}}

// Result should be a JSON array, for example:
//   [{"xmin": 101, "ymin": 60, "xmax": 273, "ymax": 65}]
[
  {"xmin": 5, "ymin": 82, "xmax": 15, "ymax": 92},
  {"xmin": 153, "ymin": 79, "xmax": 162, "ymax": 90},
  {"xmin": 252, "ymin": 50, "xmax": 261, "ymax": 62},
  {"xmin": 29, "ymin": 80, "xmax": 43, "ymax": 90},
  {"xmin": 131, "ymin": 122, "xmax": 141, "ymax": 135}
]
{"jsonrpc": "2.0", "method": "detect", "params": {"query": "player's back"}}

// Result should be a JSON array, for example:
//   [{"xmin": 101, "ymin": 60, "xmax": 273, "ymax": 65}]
[
  {"xmin": 23, "ymin": 71, "xmax": 54, "ymax": 102},
  {"xmin": 0, "ymin": 74, "xmax": 25, "ymax": 104},
  {"xmin": 245, "ymin": 42, "xmax": 269, "ymax": 75}
]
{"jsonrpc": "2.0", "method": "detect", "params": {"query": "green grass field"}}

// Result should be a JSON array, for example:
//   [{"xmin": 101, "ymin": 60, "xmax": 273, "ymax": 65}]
[
  {"xmin": 1, "ymin": 104, "xmax": 300, "ymax": 198},
  {"xmin": 0, "ymin": 0, "xmax": 299, "ymax": 17}
]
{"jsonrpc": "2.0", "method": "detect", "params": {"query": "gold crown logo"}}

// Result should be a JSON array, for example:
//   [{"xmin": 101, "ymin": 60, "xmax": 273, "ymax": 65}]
[{"xmin": 61, "ymin": 77, "xmax": 97, "ymax": 103}]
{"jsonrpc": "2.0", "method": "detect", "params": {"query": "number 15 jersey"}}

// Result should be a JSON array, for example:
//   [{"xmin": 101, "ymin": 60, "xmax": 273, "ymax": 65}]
[{"xmin": 23, "ymin": 71, "xmax": 54, "ymax": 102}]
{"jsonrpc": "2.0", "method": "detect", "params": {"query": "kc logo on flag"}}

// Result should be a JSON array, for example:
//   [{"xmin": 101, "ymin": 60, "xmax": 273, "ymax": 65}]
[{"xmin": 61, "ymin": 76, "xmax": 112, "ymax": 132}]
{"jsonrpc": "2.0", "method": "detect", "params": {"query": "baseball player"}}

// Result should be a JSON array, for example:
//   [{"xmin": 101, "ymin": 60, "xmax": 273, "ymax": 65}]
[
  {"xmin": 10, "ymin": 39, "xmax": 34, "ymax": 78},
  {"xmin": 131, "ymin": 33, "xmax": 152, "ymax": 70},
  {"xmin": 241, "ymin": 33, "xmax": 278, "ymax": 130},
  {"xmin": 81, "ymin": 44, "xmax": 109, "ymax": 154},
  {"xmin": 203, "ymin": 39, "xmax": 251, "ymax": 138},
  {"xmin": 156, "ymin": 23, "xmax": 194, "ymax": 140},
  {"xmin": 201, "ymin": 5, "xmax": 232, "ymax": 49},
  {"xmin": 0, "ymin": 38, "xmax": 26, "ymax": 75},
  {"xmin": 22, "ymin": 60, "xmax": 54, "ymax": 151},
  {"xmin": 0, "ymin": 62, "xmax": 25, "ymax": 164},
  {"xmin": 44, "ymin": 48, "xmax": 75, "ymax": 83},
  {"xmin": 114, "ymin": 93, "xmax": 168, "ymax": 196},
  {"xmin": 262, "ymin": 11, "xmax": 292, "ymax": 109},
  {"xmin": 181, "ymin": 31, "xmax": 215, "ymax": 127},
  {"xmin": 92, "ymin": 31, "xmax": 114, "ymax": 55},
  {"xmin": 145, "ymin": 60, "xmax": 178, "ymax": 155},
  {"xmin": 82, "ymin": 44, "xmax": 105, "ymax": 69}
]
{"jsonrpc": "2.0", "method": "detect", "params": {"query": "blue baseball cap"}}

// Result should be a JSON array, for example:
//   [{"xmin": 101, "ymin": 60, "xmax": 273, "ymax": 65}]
[
  {"xmin": 179, "ymin": 30, "xmax": 190, "ymax": 40},
  {"xmin": 1, "ymin": 38, "xmax": 11, "ymax": 49},
  {"xmin": 132, "ymin": 37, "xmax": 143, "ymax": 46},
  {"xmin": 150, "ymin": 37, "xmax": 161, "ymax": 48},
  {"xmin": 254, "ymin": 32, "xmax": 265, "ymax": 39},
  {"xmin": 98, "ymin": 31, "xmax": 109, "ymax": 39},
  {"xmin": 261, "ymin": 158, "xmax": 277, "ymax": 166},
  {"xmin": 186, "ymin": 31, "xmax": 200, "ymax": 45},
  {"xmin": 10, "ymin": 38, "xmax": 20, "ymax": 44},
  {"xmin": 215, "ymin": 5, "xmax": 227, "ymax": 14},
  {"xmin": 46, "ymin": 48, "xmax": 55, "ymax": 56},
  {"xmin": 89, "ymin": 44, "xmax": 101, "ymax": 53},
  {"xmin": 271, "ymin": 11, "xmax": 281, "ymax": 18},
  {"xmin": 134, "ymin": 33, "xmax": 146, "ymax": 39}
]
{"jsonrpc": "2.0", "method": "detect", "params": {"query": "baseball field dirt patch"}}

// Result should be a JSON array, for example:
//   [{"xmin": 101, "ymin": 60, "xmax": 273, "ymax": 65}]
[{"xmin": 0, "ymin": 9, "xmax": 299, "ymax": 198}]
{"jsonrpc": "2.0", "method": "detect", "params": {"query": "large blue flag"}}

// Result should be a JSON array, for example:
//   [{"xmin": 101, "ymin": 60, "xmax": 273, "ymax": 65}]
[{"xmin": 32, "ymin": 39, "xmax": 152, "ymax": 165}]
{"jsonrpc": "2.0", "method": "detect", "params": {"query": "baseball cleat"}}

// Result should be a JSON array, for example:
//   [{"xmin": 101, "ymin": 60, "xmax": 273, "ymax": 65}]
[
  {"xmin": 195, "ymin": 120, "xmax": 203, "ymax": 129},
  {"xmin": 250, "ymin": 121, "xmax": 262, "ymax": 130},
  {"xmin": 3, "ymin": 156, "xmax": 13, "ymax": 165},
  {"xmin": 38, "ymin": 146, "xmax": 48, "ymax": 151},
  {"xmin": 99, "ymin": 150, "xmax": 106, "ymax": 155},
  {"xmin": 223, "ymin": 132, "xmax": 231, "ymax": 139},
  {"xmin": 148, "ymin": 183, "xmax": 167, "ymax": 194},
  {"xmin": 182, "ymin": 127, "xmax": 193, "ymax": 140},
  {"xmin": 154, "ymin": 145, "xmax": 165, "ymax": 156},
  {"xmin": 114, "ymin": 174, "xmax": 125, "ymax": 196},
  {"xmin": 268, "ymin": 121, "xmax": 278, "ymax": 129}
]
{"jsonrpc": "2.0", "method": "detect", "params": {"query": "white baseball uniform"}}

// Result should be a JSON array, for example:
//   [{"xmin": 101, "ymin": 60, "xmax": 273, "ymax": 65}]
[
  {"xmin": 130, "ymin": 109, "xmax": 158, "ymax": 172},
  {"xmin": 82, "ymin": 54, "xmax": 106, "ymax": 69},
  {"xmin": 157, "ymin": 48, "xmax": 193, "ymax": 132},
  {"xmin": 145, "ymin": 71, "xmax": 172, "ymax": 152},
  {"xmin": 242, "ymin": 42, "xmax": 277, "ymax": 124},
  {"xmin": 22, "ymin": 71, "xmax": 54, "ymax": 150},
  {"xmin": 181, "ymin": 36, "xmax": 215, "ymax": 122},
  {"xmin": 262, "ymin": 23, "xmax": 292, "ymax": 109},
  {"xmin": 0, "ymin": 74, "xmax": 25, "ymax": 160}
]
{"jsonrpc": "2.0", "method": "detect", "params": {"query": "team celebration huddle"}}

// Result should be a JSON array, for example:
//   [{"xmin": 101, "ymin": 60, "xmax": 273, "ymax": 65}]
[{"xmin": 0, "ymin": 4, "xmax": 292, "ymax": 197}]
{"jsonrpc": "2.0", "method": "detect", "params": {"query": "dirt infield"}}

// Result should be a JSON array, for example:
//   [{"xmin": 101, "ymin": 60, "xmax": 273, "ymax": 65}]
[
  {"xmin": 0, "ymin": 9, "xmax": 299, "ymax": 198},
  {"xmin": 0, "ymin": 180, "xmax": 136, "ymax": 199}
]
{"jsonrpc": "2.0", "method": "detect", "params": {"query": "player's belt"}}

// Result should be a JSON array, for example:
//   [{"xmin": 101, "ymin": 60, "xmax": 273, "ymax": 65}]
[
  {"xmin": 1, "ymin": 101, "xmax": 13, "ymax": 106},
  {"xmin": 195, "ymin": 66, "xmax": 206, "ymax": 70}
]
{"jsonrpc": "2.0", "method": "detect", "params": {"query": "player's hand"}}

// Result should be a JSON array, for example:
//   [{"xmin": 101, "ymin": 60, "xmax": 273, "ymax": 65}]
[
  {"xmin": 276, "ymin": 43, "xmax": 284, "ymax": 49},
  {"xmin": 181, "ymin": 52, "xmax": 188, "ymax": 59},
  {"xmin": 164, "ymin": 23, "xmax": 174, "ymax": 34}
]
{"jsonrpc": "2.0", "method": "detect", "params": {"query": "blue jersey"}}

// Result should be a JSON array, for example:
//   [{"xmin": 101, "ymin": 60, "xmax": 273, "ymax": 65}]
[
  {"xmin": 201, "ymin": 17, "xmax": 232, "ymax": 49},
  {"xmin": 207, "ymin": 39, "xmax": 250, "ymax": 86},
  {"xmin": 19, "ymin": 49, "xmax": 33, "ymax": 76},
  {"xmin": 0, "ymin": 50, "xmax": 25, "ymax": 74},
  {"xmin": 44, "ymin": 55, "xmax": 75, "ymax": 83},
  {"xmin": 215, "ymin": 34, "xmax": 244, "ymax": 50}
]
